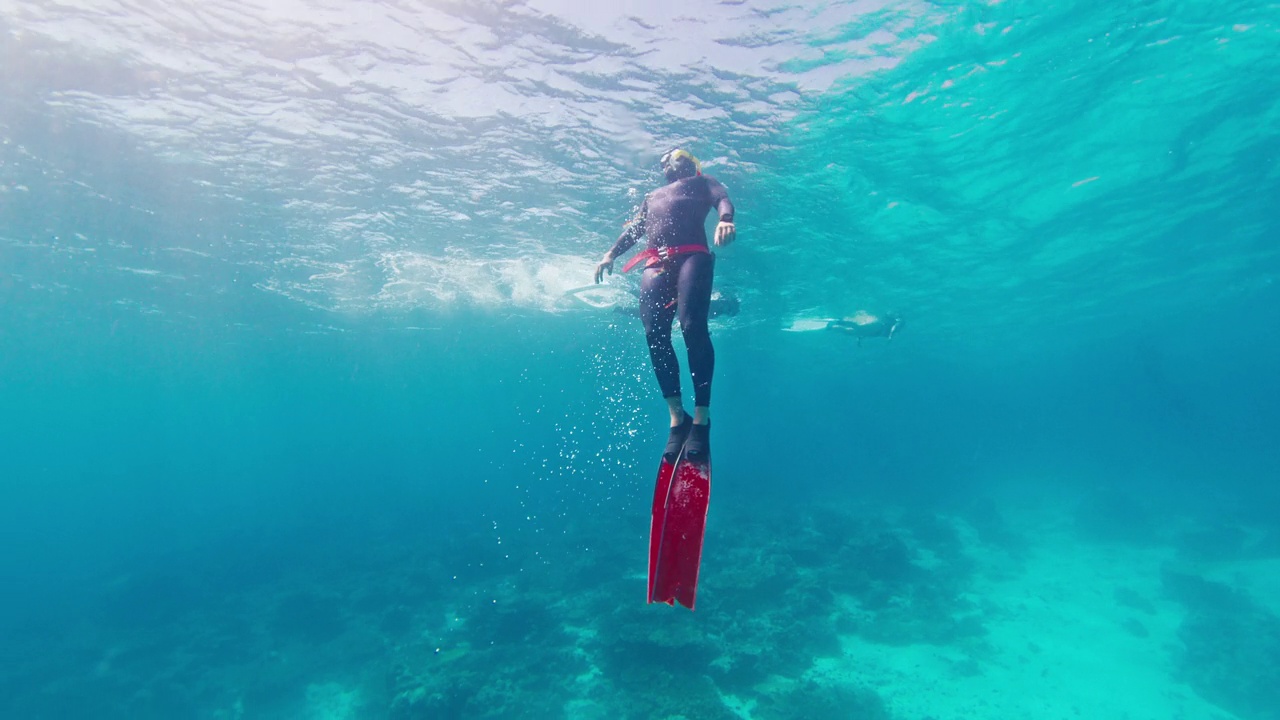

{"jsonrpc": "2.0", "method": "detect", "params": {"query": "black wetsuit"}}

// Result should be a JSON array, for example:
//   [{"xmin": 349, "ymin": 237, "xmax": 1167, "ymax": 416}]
[{"xmin": 609, "ymin": 175, "xmax": 734, "ymax": 407}]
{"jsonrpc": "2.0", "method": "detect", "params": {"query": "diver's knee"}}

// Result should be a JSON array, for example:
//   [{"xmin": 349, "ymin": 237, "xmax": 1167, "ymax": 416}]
[
  {"xmin": 645, "ymin": 329, "xmax": 673, "ymax": 347},
  {"xmin": 680, "ymin": 323, "xmax": 710, "ymax": 345}
]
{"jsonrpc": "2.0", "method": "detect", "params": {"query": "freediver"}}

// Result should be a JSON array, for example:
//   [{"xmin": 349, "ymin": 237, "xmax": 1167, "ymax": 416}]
[
  {"xmin": 592, "ymin": 148, "xmax": 736, "ymax": 462},
  {"xmin": 826, "ymin": 310, "xmax": 902, "ymax": 344}
]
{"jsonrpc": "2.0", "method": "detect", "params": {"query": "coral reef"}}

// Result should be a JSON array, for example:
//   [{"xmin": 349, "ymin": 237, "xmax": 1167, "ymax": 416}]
[
  {"xmin": 753, "ymin": 679, "xmax": 891, "ymax": 720},
  {"xmin": 0, "ymin": 499, "xmax": 988, "ymax": 719},
  {"xmin": 1163, "ymin": 567, "xmax": 1280, "ymax": 720}
]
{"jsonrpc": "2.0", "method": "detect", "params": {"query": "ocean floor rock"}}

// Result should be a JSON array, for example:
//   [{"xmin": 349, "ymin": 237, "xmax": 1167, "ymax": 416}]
[{"xmin": 1164, "ymin": 567, "xmax": 1280, "ymax": 720}]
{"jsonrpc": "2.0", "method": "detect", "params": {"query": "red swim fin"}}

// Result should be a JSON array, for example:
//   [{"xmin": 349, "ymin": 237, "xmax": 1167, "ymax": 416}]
[
  {"xmin": 648, "ymin": 452, "xmax": 711, "ymax": 609},
  {"xmin": 647, "ymin": 455, "xmax": 678, "ymax": 603}
]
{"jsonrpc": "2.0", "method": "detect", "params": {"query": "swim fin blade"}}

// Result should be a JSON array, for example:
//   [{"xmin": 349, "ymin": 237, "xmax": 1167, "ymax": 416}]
[{"xmin": 647, "ymin": 445, "xmax": 711, "ymax": 609}]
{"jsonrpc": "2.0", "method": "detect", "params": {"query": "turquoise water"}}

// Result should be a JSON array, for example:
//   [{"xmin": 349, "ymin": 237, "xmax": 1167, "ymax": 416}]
[{"xmin": 2, "ymin": 0, "xmax": 1279, "ymax": 718}]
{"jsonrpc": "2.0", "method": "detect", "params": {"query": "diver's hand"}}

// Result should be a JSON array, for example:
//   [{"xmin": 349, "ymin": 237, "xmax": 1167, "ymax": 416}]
[
  {"xmin": 714, "ymin": 221, "xmax": 736, "ymax": 247},
  {"xmin": 593, "ymin": 254, "xmax": 615, "ymax": 284}
]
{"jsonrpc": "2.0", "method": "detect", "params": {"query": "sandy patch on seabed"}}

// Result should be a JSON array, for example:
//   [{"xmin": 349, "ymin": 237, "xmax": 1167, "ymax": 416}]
[{"xmin": 809, "ymin": 507, "xmax": 1243, "ymax": 720}]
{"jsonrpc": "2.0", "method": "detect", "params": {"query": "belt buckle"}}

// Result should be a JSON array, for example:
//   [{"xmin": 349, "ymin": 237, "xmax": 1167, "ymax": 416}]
[{"xmin": 656, "ymin": 246, "xmax": 671, "ymax": 261}]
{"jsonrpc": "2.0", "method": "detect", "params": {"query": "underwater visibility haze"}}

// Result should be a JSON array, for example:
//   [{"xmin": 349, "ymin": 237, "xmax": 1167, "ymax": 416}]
[{"xmin": 2, "ymin": 0, "xmax": 1279, "ymax": 718}]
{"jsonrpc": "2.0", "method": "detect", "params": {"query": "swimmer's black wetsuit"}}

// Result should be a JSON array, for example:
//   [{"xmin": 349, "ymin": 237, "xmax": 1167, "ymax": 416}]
[{"xmin": 608, "ymin": 175, "xmax": 734, "ymax": 407}]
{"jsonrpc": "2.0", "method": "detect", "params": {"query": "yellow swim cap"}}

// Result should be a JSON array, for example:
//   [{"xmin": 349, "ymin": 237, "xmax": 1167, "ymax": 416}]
[{"xmin": 660, "ymin": 148, "xmax": 701, "ymax": 176}]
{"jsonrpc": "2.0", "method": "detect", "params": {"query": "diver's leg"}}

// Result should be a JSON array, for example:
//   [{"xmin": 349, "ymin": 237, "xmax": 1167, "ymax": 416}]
[
  {"xmin": 639, "ymin": 266, "xmax": 684, "ymax": 427},
  {"xmin": 665, "ymin": 396, "xmax": 685, "ymax": 426},
  {"xmin": 676, "ymin": 253, "xmax": 715, "ymax": 425}
]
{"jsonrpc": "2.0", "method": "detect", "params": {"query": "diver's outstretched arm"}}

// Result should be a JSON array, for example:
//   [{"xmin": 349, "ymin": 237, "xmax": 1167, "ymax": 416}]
[{"xmin": 596, "ymin": 201, "xmax": 648, "ymax": 283}]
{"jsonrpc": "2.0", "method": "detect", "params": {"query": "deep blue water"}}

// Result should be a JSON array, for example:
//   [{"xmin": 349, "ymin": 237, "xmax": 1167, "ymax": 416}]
[{"xmin": 3, "ymin": 1, "xmax": 1279, "ymax": 718}]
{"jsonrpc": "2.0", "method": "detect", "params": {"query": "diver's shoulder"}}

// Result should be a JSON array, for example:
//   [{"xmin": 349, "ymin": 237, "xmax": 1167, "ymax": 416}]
[{"xmin": 699, "ymin": 174, "xmax": 728, "ymax": 192}]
